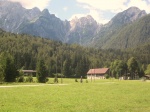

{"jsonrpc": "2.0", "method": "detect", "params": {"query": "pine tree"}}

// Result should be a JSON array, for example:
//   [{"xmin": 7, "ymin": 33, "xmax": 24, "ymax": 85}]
[
  {"xmin": 0, "ymin": 53, "xmax": 18, "ymax": 82},
  {"xmin": 127, "ymin": 57, "xmax": 139, "ymax": 79},
  {"xmin": 0, "ymin": 65, "xmax": 4, "ymax": 83},
  {"xmin": 75, "ymin": 62, "xmax": 82, "ymax": 78},
  {"xmin": 63, "ymin": 59, "xmax": 71, "ymax": 77},
  {"xmin": 36, "ymin": 59, "xmax": 48, "ymax": 83},
  {"xmin": 145, "ymin": 64, "xmax": 150, "ymax": 75}
]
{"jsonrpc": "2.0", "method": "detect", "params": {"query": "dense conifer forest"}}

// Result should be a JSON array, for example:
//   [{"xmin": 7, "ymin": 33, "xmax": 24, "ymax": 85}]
[{"xmin": 0, "ymin": 29, "xmax": 150, "ymax": 82}]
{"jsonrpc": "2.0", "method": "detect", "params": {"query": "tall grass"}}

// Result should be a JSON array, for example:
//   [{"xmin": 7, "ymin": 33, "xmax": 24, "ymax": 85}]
[{"xmin": 0, "ymin": 79, "xmax": 150, "ymax": 112}]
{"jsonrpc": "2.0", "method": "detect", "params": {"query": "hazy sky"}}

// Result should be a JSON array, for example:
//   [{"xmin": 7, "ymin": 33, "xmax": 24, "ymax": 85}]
[{"xmin": 9, "ymin": 0, "xmax": 150, "ymax": 24}]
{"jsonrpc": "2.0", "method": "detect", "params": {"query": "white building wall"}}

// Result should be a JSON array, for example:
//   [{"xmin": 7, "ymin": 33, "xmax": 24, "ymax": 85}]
[{"xmin": 87, "ymin": 75, "xmax": 105, "ymax": 79}]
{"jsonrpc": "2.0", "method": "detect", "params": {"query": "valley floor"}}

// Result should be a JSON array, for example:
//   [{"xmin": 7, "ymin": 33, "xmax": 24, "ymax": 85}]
[{"xmin": 0, "ymin": 79, "xmax": 150, "ymax": 112}]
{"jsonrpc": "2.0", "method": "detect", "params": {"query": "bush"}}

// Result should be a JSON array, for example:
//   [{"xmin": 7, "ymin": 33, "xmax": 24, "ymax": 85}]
[
  {"xmin": 0, "ymin": 65, "xmax": 5, "ymax": 83},
  {"xmin": 86, "ymin": 80, "xmax": 88, "ymax": 83},
  {"xmin": 105, "ymin": 74, "xmax": 110, "ymax": 79},
  {"xmin": 75, "ymin": 78, "xmax": 78, "ymax": 82},
  {"xmin": 45, "ymin": 77, "xmax": 49, "ymax": 82},
  {"xmin": 26, "ymin": 75, "xmax": 33, "ymax": 82},
  {"xmin": 141, "ymin": 77, "xmax": 146, "ymax": 82},
  {"xmin": 54, "ymin": 76, "xmax": 58, "ymax": 83},
  {"xmin": 17, "ymin": 76, "xmax": 25, "ymax": 82},
  {"xmin": 57, "ymin": 73, "xmax": 64, "ymax": 78}
]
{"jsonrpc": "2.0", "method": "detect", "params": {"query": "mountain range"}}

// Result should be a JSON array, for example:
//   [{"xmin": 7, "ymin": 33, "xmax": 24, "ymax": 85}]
[{"xmin": 0, "ymin": 1, "xmax": 150, "ymax": 49}]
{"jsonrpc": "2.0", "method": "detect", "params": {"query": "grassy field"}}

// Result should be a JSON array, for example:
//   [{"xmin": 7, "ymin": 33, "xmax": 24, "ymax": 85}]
[{"xmin": 0, "ymin": 79, "xmax": 150, "ymax": 112}]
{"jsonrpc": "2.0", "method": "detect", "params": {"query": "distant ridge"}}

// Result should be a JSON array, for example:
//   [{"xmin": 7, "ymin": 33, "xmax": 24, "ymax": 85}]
[{"xmin": 0, "ymin": 1, "xmax": 149, "ymax": 49}]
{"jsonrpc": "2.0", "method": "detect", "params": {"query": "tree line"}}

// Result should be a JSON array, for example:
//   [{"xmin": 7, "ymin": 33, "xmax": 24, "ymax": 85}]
[{"xmin": 0, "ymin": 29, "xmax": 150, "ymax": 83}]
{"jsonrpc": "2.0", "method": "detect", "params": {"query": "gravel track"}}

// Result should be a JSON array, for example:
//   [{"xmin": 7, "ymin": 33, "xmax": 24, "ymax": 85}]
[{"xmin": 0, "ymin": 84, "xmax": 68, "ymax": 88}]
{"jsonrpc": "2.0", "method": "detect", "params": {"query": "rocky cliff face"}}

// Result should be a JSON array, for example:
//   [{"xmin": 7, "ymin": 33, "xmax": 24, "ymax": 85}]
[
  {"xmin": 107, "ymin": 7, "xmax": 146, "ymax": 28},
  {"xmin": 0, "ymin": 1, "xmax": 70, "ymax": 41},
  {"xmin": 19, "ymin": 9, "xmax": 70, "ymax": 41},
  {"xmin": 66, "ymin": 15, "xmax": 101, "ymax": 45},
  {"xmin": 0, "ymin": 1, "xmax": 41, "ymax": 33}
]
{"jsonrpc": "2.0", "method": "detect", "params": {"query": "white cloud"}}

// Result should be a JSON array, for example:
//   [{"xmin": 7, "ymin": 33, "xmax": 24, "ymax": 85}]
[
  {"xmin": 76, "ymin": 0, "xmax": 128, "ymax": 13},
  {"xmin": 74, "ymin": 0, "xmax": 128, "ymax": 24},
  {"xmin": 127, "ymin": 0, "xmax": 150, "ymax": 13},
  {"xmin": 75, "ymin": 0, "xmax": 150, "ymax": 24},
  {"xmin": 147, "ymin": 0, "xmax": 150, "ymax": 3},
  {"xmin": 63, "ymin": 7, "xmax": 68, "ymax": 11},
  {"xmin": 88, "ymin": 9, "xmax": 109, "ymax": 24},
  {"xmin": 69, "ymin": 9, "xmax": 109, "ymax": 24},
  {"xmin": 69, "ymin": 14, "xmax": 86, "ymax": 21},
  {"xmin": 9, "ymin": 0, "xmax": 51, "ymax": 10}
]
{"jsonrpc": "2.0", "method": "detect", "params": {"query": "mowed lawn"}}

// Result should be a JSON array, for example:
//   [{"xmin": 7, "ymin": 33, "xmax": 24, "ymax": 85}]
[{"xmin": 0, "ymin": 79, "xmax": 150, "ymax": 112}]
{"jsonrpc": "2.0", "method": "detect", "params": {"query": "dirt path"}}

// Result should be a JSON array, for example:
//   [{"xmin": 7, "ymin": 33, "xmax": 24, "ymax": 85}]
[{"xmin": 0, "ymin": 84, "xmax": 68, "ymax": 88}]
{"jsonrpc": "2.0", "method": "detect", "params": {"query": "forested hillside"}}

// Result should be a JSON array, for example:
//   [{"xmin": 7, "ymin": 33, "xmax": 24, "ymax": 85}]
[
  {"xmin": 101, "ymin": 14, "xmax": 150, "ymax": 49},
  {"xmin": 92, "ymin": 7, "xmax": 148, "ymax": 49},
  {"xmin": 0, "ymin": 29, "xmax": 150, "ymax": 79}
]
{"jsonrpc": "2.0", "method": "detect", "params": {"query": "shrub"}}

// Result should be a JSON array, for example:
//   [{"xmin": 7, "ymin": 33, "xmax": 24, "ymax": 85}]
[
  {"xmin": 105, "ymin": 74, "xmax": 109, "ymax": 79},
  {"xmin": 86, "ymin": 80, "xmax": 88, "ymax": 83},
  {"xmin": 17, "ymin": 76, "xmax": 25, "ymax": 82},
  {"xmin": 75, "ymin": 78, "xmax": 78, "ymax": 82},
  {"xmin": 54, "ymin": 76, "xmax": 58, "ymax": 83},
  {"xmin": 26, "ymin": 75, "xmax": 33, "ymax": 82},
  {"xmin": 0, "ymin": 65, "xmax": 4, "ymax": 83},
  {"xmin": 45, "ymin": 77, "xmax": 49, "ymax": 82},
  {"xmin": 141, "ymin": 77, "xmax": 146, "ymax": 82}
]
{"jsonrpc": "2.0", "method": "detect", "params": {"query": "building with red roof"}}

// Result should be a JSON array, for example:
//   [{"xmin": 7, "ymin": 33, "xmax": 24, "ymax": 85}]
[{"xmin": 87, "ymin": 68, "xmax": 109, "ymax": 79}]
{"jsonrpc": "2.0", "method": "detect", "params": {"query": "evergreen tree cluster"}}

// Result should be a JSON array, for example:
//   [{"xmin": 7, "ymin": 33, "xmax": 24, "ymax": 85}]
[
  {"xmin": 110, "ymin": 57, "xmax": 145, "ymax": 79},
  {"xmin": 0, "ymin": 29, "xmax": 150, "ymax": 82},
  {"xmin": 0, "ymin": 52, "xmax": 18, "ymax": 83}
]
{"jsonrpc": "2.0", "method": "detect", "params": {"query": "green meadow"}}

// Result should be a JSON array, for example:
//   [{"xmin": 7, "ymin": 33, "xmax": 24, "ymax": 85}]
[{"xmin": 0, "ymin": 79, "xmax": 150, "ymax": 112}]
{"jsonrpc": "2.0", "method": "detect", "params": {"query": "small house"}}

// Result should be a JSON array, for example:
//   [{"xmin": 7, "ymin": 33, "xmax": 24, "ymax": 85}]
[
  {"xmin": 144, "ymin": 75, "xmax": 150, "ymax": 80},
  {"xmin": 22, "ymin": 70, "xmax": 36, "ymax": 76},
  {"xmin": 87, "ymin": 68, "xmax": 109, "ymax": 79}
]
